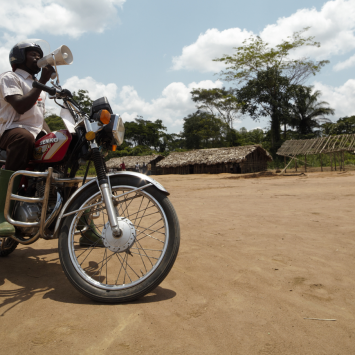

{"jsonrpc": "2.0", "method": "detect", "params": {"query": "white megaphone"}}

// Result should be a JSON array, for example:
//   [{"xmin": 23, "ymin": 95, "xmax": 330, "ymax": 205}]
[{"xmin": 37, "ymin": 45, "xmax": 73, "ymax": 79}]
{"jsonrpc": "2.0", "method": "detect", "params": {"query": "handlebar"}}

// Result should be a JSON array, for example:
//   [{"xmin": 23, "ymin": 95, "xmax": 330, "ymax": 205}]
[{"xmin": 32, "ymin": 81, "xmax": 57, "ymax": 96}]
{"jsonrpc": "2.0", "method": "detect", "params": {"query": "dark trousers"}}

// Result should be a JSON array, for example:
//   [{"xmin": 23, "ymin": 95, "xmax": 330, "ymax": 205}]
[{"xmin": 0, "ymin": 128, "xmax": 35, "ymax": 171}]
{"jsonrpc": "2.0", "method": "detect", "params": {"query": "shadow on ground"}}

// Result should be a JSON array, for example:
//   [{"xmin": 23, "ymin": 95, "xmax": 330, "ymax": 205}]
[{"xmin": 0, "ymin": 245, "xmax": 176, "ymax": 316}]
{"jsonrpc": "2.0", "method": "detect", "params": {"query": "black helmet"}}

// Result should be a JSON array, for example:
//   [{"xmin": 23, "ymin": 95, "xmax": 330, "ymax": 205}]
[{"xmin": 9, "ymin": 41, "xmax": 44, "ymax": 69}]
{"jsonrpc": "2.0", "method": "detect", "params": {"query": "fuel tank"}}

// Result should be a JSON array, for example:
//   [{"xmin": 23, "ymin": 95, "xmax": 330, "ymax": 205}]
[{"xmin": 32, "ymin": 130, "xmax": 72, "ymax": 163}]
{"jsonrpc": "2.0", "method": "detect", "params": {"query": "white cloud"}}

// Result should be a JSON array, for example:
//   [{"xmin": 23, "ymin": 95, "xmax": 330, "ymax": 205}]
[
  {"xmin": 115, "ymin": 80, "xmax": 224, "ymax": 130},
  {"xmin": 333, "ymin": 53, "xmax": 355, "ymax": 71},
  {"xmin": 172, "ymin": 0, "xmax": 355, "ymax": 73},
  {"xmin": 64, "ymin": 76, "xmax": 118, "ymax": 103},
  {"xmin": 313, "ymin": 79, "xmax": 355, "ymax": 118},
  {"xmin": 0, "ymin": 0, "xmax": 126, "ymax": 73},
  {"xmin": 48, "ymin": 76, "xmax": 223, "ymax": 132},
  {"xmin": 0, "ymin": 0, "xmax": 126, "ymax": 38},
  {"xmin": 45, "ymin": 75, "xmax": 118, "ymax": 115},
  {"xmin": 172, "ymin": 28, "xmax": 253, "ymax": 72},
  {"xmin": 260, "ymin": 0, "xmax": 355, "ymax": 60}
]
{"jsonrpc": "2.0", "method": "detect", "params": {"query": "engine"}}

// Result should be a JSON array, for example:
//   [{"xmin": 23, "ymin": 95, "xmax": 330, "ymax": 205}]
[{"xmin": 14, "ymin": 202, "xmax": 41, "ymax": 236}]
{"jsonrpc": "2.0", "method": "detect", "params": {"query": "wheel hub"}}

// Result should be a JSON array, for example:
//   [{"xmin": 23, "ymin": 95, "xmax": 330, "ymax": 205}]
[{"xmin": 102, "ymin": 217, "xmax": 136, "ymax": 253}]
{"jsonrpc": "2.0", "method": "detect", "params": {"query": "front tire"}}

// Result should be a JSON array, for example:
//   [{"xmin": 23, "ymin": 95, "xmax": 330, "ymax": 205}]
[{"xmin": 58, "ymin": 175, "xmax": 180, "ymax": 303}]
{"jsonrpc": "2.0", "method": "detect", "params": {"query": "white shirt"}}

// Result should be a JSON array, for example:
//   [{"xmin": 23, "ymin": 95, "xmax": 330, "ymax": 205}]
[{"xmin": 0, "ymin": 69, "xmax": 46, "ymax": 138}]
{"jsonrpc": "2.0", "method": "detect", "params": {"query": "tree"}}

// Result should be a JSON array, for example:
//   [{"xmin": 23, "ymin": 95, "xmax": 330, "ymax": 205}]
[
  {"xmin": 124, "ymin": 117, "xmax": 167, "ymax": 150},
  {"xmin": 72, "ymin": 89, "xmax": 93, "ymax": 114},
  {"xmin": 214, "ymin": 28, "xmax": 328, "ymax": 85},
  {"xmin": 45, "ymin": 113, "xmax": 66, "ymax": 131},
  {"xmin": 190, "ymin": 88, "xmax": 241, "ymax": 128},
  {"xmin": 182, "ymin": 111, "xmax": 229, "ymax": 149},
  {"xmin": 214, "ymin": 28, "xmax": 329, "ymax": 153},
  {"xmin": 321, "ymin": 115, "xmax": 355, "ymax": 136},
  {"xmin": 159, "ymin": 133, "xmax": 186, "ymax": 152},
  {"xmin": 289, "ymin": 86, "xmax": 334, "ymax": 137},
  {"xmin": 236, "ymin": 67, "xmax": 293, "ymax": 151},
  {"xmin": 235, "ymin": 127, "xmax": 266, "ymax": 146}
]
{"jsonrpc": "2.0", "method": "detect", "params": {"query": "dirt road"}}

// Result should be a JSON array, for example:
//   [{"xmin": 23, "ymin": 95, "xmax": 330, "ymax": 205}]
[{"xmin": 1, "ymin": 172, "xmax": 355, "ymax": 354}]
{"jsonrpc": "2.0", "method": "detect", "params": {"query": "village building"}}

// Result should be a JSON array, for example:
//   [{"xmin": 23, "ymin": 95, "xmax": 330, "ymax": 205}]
[
  {"xmin": 156, "ymin": 145, "xmax": 272, "ymax": 175},
  {"xmin": 277, "ymin": 134, "xmax": 355, "ymax": 173},
  {"xmin": 106, "ymin": 154, "xmax": 164, "ymax": 174}
]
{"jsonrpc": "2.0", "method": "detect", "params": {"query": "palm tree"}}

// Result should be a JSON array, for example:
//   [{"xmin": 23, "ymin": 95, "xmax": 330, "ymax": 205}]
[{"xmin": 289, "ymin": 86, "xmax": 334, "ymax": 137}]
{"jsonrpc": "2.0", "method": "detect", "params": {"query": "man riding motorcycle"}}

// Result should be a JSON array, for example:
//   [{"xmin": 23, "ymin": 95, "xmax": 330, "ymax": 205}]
[{"xmin": 0, "ymin": 41, "xmax": 99, "ymax": 246}]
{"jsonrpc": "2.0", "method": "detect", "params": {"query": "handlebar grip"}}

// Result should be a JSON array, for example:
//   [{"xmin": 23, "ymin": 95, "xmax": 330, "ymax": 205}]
[{"xmin": 32, "ymin": 81, "xmax": 57, "ymax": 96}]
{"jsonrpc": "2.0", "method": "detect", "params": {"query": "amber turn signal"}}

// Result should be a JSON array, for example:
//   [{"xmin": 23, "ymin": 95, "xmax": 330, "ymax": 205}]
[
  {"xmin": 100, "ymin": 110, "xmax": 111, "ymax": 125},
  {"xmin": 85, "ymin": 131, "xmax": 96, "ymax": 141},
  {"xmin": 112, "ymin": 144, "xmax": 117, "ymax": 152}
]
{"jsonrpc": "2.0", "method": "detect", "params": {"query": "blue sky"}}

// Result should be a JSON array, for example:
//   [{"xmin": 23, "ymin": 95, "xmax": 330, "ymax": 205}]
[{"xmin": 0, "ymin": 0, "xmax": 354, "ymax": 133}]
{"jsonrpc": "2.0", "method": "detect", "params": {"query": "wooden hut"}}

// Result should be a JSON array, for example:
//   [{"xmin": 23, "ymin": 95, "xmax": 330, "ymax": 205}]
[
  {"xmin": 106, "ymin": 154, "xmax": 164, "ymax": 174},
  {"xmin": 156, "ymin": 146, "xmax": 272, "ymax": 175}
]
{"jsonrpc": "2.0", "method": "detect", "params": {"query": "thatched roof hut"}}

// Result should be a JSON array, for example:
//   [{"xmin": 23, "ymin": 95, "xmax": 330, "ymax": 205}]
[
  {"xmin": 277, "ymin": 134, "xmax": 355, "ymax": 157},
  {"xmin": 106, "ymin": 154, "xmax": 164, "ymax": 171},
  {"xmin": 158, "ymin": 146, "xmax": 272, "ymax": 167},
  {"xmin": 156, "ymin": 146, "xmax": 272, "ymax": 175}
]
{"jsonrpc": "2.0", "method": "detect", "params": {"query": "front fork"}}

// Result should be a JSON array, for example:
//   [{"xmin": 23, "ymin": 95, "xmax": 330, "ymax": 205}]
[{"xmin": 90, "ymin": 143, "xmax": 121, "ymax": 237}]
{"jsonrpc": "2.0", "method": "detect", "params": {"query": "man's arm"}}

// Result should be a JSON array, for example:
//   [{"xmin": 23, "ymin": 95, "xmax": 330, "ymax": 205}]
[{"xmin": 6, "ymin": 65, "xmax": 55, "ymax": 115}]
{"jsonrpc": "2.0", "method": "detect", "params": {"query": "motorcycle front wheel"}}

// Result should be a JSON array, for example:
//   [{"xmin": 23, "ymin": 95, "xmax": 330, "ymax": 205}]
[{"xmin": 58, "ymin": 175, "xmax": 180, "ymax": 303}]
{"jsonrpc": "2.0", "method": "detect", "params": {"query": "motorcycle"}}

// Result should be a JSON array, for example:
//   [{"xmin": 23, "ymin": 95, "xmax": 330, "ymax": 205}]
[{"xmin": 0, "ymin": 45, "xmax": 180, "ymax": 303}]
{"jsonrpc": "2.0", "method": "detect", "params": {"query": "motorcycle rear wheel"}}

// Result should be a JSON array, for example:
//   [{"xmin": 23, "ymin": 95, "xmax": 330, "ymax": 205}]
[
  {"xmin": 0, "ymin": 237, "xmax": 18, "ymax": 257},
  {"xmin": 58, "ymin": 175, "xmax": 180, "ymax": 303}
]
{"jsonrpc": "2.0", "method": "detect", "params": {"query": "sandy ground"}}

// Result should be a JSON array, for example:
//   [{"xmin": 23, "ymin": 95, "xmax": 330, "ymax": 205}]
[{"xmin": 1, "ymin": 171, "xmax": 355, "ymax": 355}]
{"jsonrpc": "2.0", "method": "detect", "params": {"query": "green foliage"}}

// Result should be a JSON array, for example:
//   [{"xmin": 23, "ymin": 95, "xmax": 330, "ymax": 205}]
[
  {"xmin": 105, "ymin": 144, "xmax": 157, "ymax": 161},
  {"xmin": 182, "ymin": 111, "xmax": 231, "ymax": 149},
  {"xmin": 238, "ymin": 127, "xmax": 265, "ymax": 146},
  {"xmin": 213, "ymin": 28, "xmax": 329, "ymax": 155},
  {"xmin": 321, "ymin": 115, "xmax": 355, "ymax": 135},
  {"xmin": 124, "ymin": 117, "xmax": 167, "ymax": 151},
  {"xmin": 272, "ymin": 151, "xmax": 355, "ymax": 171},
  {"xmin": 289, "ymin": 86, "xmax": 334, "ymax": 137},
  {"xmin": 72, "ymin": 89, "xmax": 93, "ymax": 114},
  {"xmin": 214, "ymin": 28, "xmax": 329, "ymax": 85},
  {"xmin": 77, "ymin": 162, "xmax": 97, "ymax": 176},
  {"xmin": 45, "ymin": 113, "xmax": 65, "ymax": 131},
  {"xmin": 190, "ymin": 87, "xmax": 241, "ymax": 128},
  {"xmin": 237, "ymin": 68, "xmax": 294, "ymax": 153},
  {"xmin": 159, "ymin": 133, "xmax": 186, "ymax": 152},
  {"xmin": 182, "ymin": 109, "xmax": 269, "ymax": 150}
]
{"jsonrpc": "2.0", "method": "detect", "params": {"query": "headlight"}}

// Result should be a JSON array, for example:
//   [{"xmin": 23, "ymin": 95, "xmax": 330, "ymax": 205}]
[{"xmin": 112, "ymin": 115, "xmax": 125, "ymax": 146}]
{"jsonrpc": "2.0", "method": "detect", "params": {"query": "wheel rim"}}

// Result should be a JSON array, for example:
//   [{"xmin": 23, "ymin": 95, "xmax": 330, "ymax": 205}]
[{"xmin": 68, "ymin": 185, "xmax": 169, "ymax": 291}]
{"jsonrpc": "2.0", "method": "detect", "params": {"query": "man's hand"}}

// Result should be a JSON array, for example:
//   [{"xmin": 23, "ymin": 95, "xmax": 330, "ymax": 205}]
[{"xmin": 39, "ymin": 65, "xmax": 55, "ymax": 84}]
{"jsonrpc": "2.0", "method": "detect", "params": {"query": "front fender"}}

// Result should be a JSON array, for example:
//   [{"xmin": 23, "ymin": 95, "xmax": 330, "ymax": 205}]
[{"xmin": 53, "ymin": 172, "xmax": 168, "ymax": 238}]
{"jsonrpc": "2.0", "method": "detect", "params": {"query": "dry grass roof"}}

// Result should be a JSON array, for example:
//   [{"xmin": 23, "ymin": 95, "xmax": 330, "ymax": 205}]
[
  {"xmin": 277, "ymin": 134, "xmax": 355, "ymax": 157},
  {"xmin": 156, "ymin": 145, "xmax": 272, "ymax": 168},
  {"xmin": 106, "ymin": 154, "xmax": 164, "ymax": 169}
]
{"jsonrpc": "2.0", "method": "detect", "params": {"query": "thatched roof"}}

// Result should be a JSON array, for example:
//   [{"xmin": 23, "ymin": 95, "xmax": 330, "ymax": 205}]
[
  {"xmin": 156, "ymin": 146, "xmax": 272, "ymax": 168},
  {"xmin": 106, "ymin": 154, "xmax": 164, "ymax": 169},
  {"xmin": 277, "ymin": 134, "xmax": 355, "ymax": 157}
]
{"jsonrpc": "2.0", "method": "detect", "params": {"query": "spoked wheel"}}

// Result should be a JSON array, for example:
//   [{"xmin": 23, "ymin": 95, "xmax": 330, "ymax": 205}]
[
  {"xmin": 59, "ymin": 175, "xmax": 180, "ymax": 303},
  {"xmin": 0, "ymin": 237, "xmax": 18, "ymax": 257}
]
